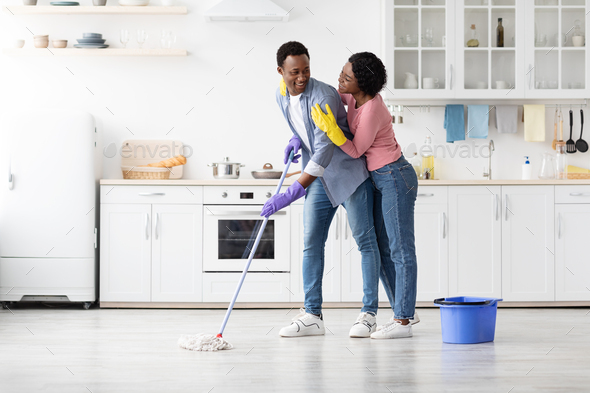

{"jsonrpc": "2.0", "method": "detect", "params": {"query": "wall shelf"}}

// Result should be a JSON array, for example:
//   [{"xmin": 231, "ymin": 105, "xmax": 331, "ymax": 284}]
[
  {"xmin": 2, "ymin": 5, "xmax": 187, "ymax": 15},
  {"xmin": 3, "ymin": 48, "xmax": 187, "ymax": 56}
]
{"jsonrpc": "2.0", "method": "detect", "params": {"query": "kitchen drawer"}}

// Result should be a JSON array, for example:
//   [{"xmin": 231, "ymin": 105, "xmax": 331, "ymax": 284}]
[
  {"xmin": 202, "ymin": 273, "xmax": 290, "ymax": 302},
  {"xmin": 555, "ymin": 186, "xmax": 590, "ymax": 204},
  {"xmin": 415, "ymin": 186, "xmax": 447, "ymax": 204},
  {"xmin": 101, "ymin": 186, "xmax": 203, "ymax": 204},
  {"xmin": 204, "ymin": 186, "xmax": 287, "ymax": 205}
]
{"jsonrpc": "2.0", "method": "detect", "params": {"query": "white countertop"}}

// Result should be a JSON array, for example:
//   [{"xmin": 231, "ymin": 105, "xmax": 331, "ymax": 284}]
[{"xmin": 100, "ymin": 179, "xmax": 590, "ymax": 186}]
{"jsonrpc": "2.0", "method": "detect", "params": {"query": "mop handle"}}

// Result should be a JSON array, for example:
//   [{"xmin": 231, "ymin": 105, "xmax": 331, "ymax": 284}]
[{"xmin": 217, "ymin": 151, "xmax": 295, "ymax": 337}]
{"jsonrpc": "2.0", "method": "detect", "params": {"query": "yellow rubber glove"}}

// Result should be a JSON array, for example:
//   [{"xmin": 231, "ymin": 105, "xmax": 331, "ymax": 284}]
[
  {"xmin": 310, "ymin": 103, "xmax": 347, "ymax": 146},
  {"xmin": 280, "ymin": 78, "xmax": 286, "ymax": 97}
]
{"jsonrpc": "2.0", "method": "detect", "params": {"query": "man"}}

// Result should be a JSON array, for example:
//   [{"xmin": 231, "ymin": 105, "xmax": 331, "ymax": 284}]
[{"xmin": 261, "ymin": 41, "xmax": 381, "ymax": 338}]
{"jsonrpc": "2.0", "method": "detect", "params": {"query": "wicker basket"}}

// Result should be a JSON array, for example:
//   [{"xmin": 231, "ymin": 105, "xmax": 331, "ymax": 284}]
[
  {"xmin": 121, "ymin": 166, "xmax": 170, "ymax": 180},
  {"xmin": 567, "ymin": 173, "xmax": 590, "ymax": 179}
]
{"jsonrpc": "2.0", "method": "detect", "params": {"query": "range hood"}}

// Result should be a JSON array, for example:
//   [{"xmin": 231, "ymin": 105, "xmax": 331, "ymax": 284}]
[{"xmin": 204, "ymin": 0, "xmax": 290, "ymax": 22}]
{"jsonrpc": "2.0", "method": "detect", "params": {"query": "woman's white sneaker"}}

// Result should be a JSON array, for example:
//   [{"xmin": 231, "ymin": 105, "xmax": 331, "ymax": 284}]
[
  {"xmin": 349, "ymin": 312, "xmax": 377, "ymax": 338},
  {"xmin": 279, "ymin": 312, "xmax": 325, "ymax": 337},
  {"xmin": 376, "ymin": 312, "xmax": 420, "ymax": 331},
  {"xmin": 370, "ymin": 320, "xmax": 413, "ymax": 339}
]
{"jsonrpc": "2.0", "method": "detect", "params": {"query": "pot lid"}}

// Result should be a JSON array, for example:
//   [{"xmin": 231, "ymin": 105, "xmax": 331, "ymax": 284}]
[
  {"xmin": 212, "ymin": 156, "xmax": 241, "ymax": 165},
  {"xmin": 253, "ymin": 163, "xmax": 281, "ymax": 173}
]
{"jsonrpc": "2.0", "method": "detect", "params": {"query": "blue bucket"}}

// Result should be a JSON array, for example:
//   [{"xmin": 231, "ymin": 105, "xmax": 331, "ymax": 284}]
[{"xmin": 434, "ymin": 296, "xmax": 502, "ymax": 344}]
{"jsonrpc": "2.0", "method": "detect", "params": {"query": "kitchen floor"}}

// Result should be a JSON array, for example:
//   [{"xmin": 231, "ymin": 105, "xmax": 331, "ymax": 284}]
[{"xmin": 1, "ymin": 306, "xmax": 589, "ymax": 393}]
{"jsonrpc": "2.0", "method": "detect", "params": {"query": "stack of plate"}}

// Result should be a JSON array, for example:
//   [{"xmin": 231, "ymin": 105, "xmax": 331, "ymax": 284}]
[
  {"xmin": 119, "ymin": 0, "xmax": 150, "ymax": 5},
  {"xmin": 50, "ymin": 1, "xmax": 80, "ymax": 5},
  {"xmin": 74, "ymin": 33, "xmax": 108, "ymax": 49}
]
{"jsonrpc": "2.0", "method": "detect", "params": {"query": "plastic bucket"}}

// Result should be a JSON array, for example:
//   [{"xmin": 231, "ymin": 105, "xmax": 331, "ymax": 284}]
[{"xmin": 434, "ymin": 296, "xmax": 502, "ymax": 344}]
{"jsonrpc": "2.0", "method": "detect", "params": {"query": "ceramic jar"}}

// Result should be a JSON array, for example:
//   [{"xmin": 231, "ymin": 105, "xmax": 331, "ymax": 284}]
[{"xmin": 404, "ymin": 72, "xmax": 418, "ymax": 89}]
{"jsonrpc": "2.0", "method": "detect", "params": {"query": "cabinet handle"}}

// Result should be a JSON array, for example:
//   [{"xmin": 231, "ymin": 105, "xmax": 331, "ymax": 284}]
[
  {"xmin": 449, "ymin": 64, "xmax": 453, "ymax": 90},
  {"xmin": 504, "ymin": 195, "xmax": 509, "ymax": 221},
  {"xmin": 155, "ymin": 213, "xmax": 159, "ymax": 240},
  {"xmin": 344, "ymin": 210, "xmax": 349, "ymax": 240},
  {"xmin": 138, "ymin": 192, "xmax": 166, "ymax": 196},
  {"xmin": 335, "ymin": 211, "xmax": 340, "ymax": 240},
  {"xmin": 528, "ymin": 64, "xmax": 533, "ymax": 90},
  {"xmin": 417, "ymin": 193, "xmax": 435, "ymax": 197},
  {"xmin": 558, "ymin": 213, "xmax": 562, "ymax": 239},
  {"xmin": 442, "ymin": 212, "xmax": 447, "ymax": 239},
  {"xmin": 495, "ymin": 194, "xmax": 500, "ymax": 221},
  {"xmin": 569, "ymin": 192, "xmax": 590, "ymax": 197},
  {"xmin": 145, "ymin": 213, "xmax": 149, "ymax": 240}
]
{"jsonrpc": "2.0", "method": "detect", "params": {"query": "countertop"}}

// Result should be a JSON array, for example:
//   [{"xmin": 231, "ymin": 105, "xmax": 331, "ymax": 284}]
[{"xmin": 100, "ymin": 179, "xmax": 590, "ymax": 186}]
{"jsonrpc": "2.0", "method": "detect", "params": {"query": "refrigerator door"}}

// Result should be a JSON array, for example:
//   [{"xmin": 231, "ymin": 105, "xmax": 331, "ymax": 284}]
[{"xmin": 0, "ymin": 110, "xmax": 96, "ymax": 258}]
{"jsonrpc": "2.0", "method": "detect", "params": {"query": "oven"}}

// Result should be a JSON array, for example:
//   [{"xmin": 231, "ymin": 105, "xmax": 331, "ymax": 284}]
[{"xmin": 203, "ymin": 186, "xmax": 290, "ymax": 272}]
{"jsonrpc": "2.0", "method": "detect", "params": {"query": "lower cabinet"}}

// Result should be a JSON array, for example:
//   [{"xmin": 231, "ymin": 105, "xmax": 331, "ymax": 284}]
[{"xmin": 202, "ymin": 273, "xmax": 290, "ymax": 302}]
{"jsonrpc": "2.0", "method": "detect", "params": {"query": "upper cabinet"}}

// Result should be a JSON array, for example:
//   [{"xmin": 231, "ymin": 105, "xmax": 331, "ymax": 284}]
[{"xmin": 383, "ymin": 0, "xmax": 589, "ymax": 100}]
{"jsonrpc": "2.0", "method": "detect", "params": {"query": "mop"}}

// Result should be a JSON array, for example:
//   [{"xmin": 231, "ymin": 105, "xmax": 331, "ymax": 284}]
[{"xmin": 178, "ymin": 151, "xmax": 296, "ymax": 352}]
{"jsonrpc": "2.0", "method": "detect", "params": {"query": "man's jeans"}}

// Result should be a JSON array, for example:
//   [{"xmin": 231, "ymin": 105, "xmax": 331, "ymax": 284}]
[
  {"xmin": 371, "ymin": 155, "xmax": 418, "ymax": 320},
  {"xmin": 302, "ymin": 178, "xmax": 380, "ymax": 315}
]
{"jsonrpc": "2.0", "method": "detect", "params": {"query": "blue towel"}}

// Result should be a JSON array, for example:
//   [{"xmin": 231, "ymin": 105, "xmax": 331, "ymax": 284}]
[
  {"xmin": 444, "ymin": 105, "xmax": 465, "ymax": 143},
  {"xmin": 467, "ymin": 105, "xmax": 489, "ymax": 139}
]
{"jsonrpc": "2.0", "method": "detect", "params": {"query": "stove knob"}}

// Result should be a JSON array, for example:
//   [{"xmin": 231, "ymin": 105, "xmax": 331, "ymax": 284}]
[
  {"xmin": 221, "ymin": 192, "xmax": 228, "ymax": 198},
  {"xmin": 266, "ymin": 192, "xmax": 272, "ymax": 198}
]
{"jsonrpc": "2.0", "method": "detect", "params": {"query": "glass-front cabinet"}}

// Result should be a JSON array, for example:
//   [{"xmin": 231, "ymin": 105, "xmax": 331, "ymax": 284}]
[
  {"xmin": 384, "ymin": 0, "xmax": 456, "ymax": 99},
  {"xmin": 524, "ymin": 0, "xmax": 589, "ymax": 98},
  {"xmin": 384, "ymin": 0, "xmax": 589, "ymax": 99}
]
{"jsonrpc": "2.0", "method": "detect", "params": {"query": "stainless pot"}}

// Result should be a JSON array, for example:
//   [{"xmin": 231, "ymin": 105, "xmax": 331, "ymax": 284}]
[{"xmin": 208, "ymin": 157, "xmax": 245, "ymax": 179}]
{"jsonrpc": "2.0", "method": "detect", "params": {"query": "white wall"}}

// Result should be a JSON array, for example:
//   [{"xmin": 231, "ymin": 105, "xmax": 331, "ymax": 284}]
[{"xmin": 1, "ymin": 0, "xmax": 589, "ymax": 180}]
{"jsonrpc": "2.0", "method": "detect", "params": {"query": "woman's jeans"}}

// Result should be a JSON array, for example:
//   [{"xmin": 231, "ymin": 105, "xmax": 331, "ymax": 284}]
[
  {"xmin": 371, "ymin": 156, "xmax": 418, "ymax": 320},
  {"xmin": 303, "ymin": 178, "xmax": 380, "ymax": 315}
]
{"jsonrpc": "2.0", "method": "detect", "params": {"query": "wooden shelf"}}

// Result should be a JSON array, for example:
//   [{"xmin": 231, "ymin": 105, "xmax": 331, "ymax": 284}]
[
  {"xmin": 2, "ymin": 5, "xmax": 187, "ymax": 15},
  {"xmin": 3, "ymin": 48, "xmax": 187, "ymax": 56}
]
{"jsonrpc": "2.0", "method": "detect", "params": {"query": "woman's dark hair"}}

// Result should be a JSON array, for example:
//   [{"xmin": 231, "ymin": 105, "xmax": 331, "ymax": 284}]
[
  {"xmin": 348, "ymin": 52, "xmax": 387, "ymax": 96},
  {"xmin": 277, "ymin": 41, "xmax": 310, "ymax": 67}
]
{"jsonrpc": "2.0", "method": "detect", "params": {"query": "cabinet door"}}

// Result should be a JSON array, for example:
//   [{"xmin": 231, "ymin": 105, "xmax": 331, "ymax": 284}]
[
  {"xmin": 449, "ymin": 186, "xmax": 502, "ymax": 298},
  {"xmin": 383, "ymin": 0, "xmax": 456, "ymax": 99},
  {"xmin": 455, "ymin": 0, "xmax": 525, "ymax": 99},
  {"xmin": 100, "ymin": 204, "xmax": 151, "ymax": 302},
  {"xmin": 524, "ymin": 1, "xmax": 589, "ymax": 98},
  {"xmin": 290, "ymin": 205, "xmax": 340, "ymax": 302},
  {"xmin": 555, "ymin": 204, "xmax": 590, "ymax": 301},
  {"xmin": 415, "ymin": 203, "xmax": 448, "ymax": 302},
  {"xmin": 151, "ymin": 205, "xmax": 203, "ymax": 302},
  {"xmin": 502, "ymin": 186, "xmax": 554, "ymax": 301}
]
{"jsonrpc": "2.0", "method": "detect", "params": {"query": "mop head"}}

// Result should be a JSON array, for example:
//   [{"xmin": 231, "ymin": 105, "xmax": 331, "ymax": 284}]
[{"xmin": 178, "ymin": 333, "xmax": 234, "ymax": 352}]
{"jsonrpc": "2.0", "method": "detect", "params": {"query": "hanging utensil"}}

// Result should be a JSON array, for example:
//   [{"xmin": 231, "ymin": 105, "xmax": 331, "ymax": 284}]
[
  {"xmin": 559, "ymin": 106, "xmax": 564, "ymax": 141},
  {"xmin": 552, "ymin": 107, "xmax": 558, "ymax": 150},
  {"xmin": 566, "ymin": 109, "xmax": 577, "ymax": 153},
  {"xmin": 576, "ymin": 109, "xmax": 588, "ymax": 153}
]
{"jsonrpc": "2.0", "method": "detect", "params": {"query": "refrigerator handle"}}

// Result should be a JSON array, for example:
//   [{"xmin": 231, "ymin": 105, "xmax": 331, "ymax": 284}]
[{"xmin": 8, "ymin": 160, "xmax": 13, "ymax": 190}]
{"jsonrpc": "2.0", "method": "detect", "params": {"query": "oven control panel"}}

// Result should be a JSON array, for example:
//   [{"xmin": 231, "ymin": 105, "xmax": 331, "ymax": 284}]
[{"xmin": 204, "ymin": 186, "xmax": 288, "ymax": 204}]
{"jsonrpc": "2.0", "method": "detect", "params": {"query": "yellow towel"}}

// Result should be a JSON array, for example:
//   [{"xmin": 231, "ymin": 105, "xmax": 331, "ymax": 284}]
[
  {"xmin": 567, "ymin": 165, "xmax": 590, "ymax": 173},
  {"xmin": 523, "ymin": 105, "xmax": 546, "ymax": 142}
]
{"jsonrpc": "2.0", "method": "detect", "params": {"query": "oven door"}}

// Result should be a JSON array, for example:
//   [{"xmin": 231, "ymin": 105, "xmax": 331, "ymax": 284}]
[{"xmin": 203, "ymin": 205, "xmax": 290, "ymax": 272}]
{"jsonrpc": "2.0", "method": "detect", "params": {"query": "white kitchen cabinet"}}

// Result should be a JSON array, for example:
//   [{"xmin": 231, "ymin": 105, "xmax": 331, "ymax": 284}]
[
  {"xmin": 449, "ymin": 186, "xmax": 502, "ymax": 298},
  {"xmin": 100, "ymin": 204, "xmax": 152, "ymax": 302},
  {"xmin": 555, "ymin": 204, "xmax": 590, "ymax": 301},
  {"xmin": 290, "ymin": 204, "xmax": 341, "ymax": 303},
  {"xmin": 524, "ymin": 0, "xmax": 589, "ymax": 98},
  {"xmin": 151, "ymin": 205, "xmax": 203, "ymax": 302},
  {"xmin": 383, "ymin": 0, "xmax": 457, "ymax": 99},
  {"xmin": 202, "ymin": 273, "xmax": 290, "ymax": 303},
  {"xmin": 502, "ymin": 186, "xmax": 554, "ymax": 301}
]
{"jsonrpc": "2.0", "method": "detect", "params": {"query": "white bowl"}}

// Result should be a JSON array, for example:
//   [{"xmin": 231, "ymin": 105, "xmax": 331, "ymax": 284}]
[{"xmin": 14, "ymin": 39, "xmax": 25, "ymax": 48}]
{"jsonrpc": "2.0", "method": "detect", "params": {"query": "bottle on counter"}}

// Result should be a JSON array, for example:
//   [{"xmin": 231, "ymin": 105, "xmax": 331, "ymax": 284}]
[
  {"xmin": 467, "ymin": 24, "xmax": 479, "ymax": 47},
  {"xmin": 497, "ymin": 18, "xmax": 504, "ymax": 47},
  {"xmin": 522, "ymin": 156, "xmax": 532, "ymax": 180},
  {"xmin": 421, "ymin": 136, "xmax": 435, "ymax": 180},
  {"xmin": 555, "ymin": 143, "xmax": 568, "ymax": 180},
  {"xmin": 410, "ymin": 152, "xmax": 422, "ymax": 179}
]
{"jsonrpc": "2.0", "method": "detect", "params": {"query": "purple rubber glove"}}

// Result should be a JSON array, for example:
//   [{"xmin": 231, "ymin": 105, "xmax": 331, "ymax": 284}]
[
  {"xmin": 260, "ymin": 181, "xmax": 307, "ymax": 218},
  {"xmin": 284, "ymin": 135, "xmax": 302, "ymax": 164}
]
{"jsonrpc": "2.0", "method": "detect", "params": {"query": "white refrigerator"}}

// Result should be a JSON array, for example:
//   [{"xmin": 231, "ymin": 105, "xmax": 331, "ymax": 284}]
[{"xmin": 0, "ymin": 110, "xmax": 101, "ymax": 308}]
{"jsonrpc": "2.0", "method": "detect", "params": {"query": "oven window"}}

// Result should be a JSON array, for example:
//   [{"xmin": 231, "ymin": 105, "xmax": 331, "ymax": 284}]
[{"xmin": 218, "ymin": 220, "xmax": 275, "ymax": 259}]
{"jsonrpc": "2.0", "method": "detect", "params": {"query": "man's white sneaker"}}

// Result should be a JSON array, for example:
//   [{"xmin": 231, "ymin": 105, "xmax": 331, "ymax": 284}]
[
  {"xmin": 279, "ymin": 312, "xmax": 325, "ymax": 337},
  {"xmin": 370, "ymin": 320, "xmax": 413, "ymax": 339},
  {"xmin": 376, "ymin": 312, "xmax": 420, "ymax": 331},
  {"xmin": 349, "ymin": 312, "xmax": 377, "ymax": 338}
]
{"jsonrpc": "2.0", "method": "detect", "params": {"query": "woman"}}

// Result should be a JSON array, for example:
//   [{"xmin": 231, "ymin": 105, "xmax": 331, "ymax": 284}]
[{"xmin": 311, "ymin": 52, "xmax": 419, "ymax": 339}]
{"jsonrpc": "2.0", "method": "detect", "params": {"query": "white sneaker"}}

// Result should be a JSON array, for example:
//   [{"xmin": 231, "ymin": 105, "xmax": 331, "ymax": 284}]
[
  {"xmin": 349, "ymin": 312, "xmax": 377, "ymax": 338},
  {"xmin": 279, "ymin": 312, "xmax": 325, "ymax": 337},
  {"xmin": 376, "ymin": 312, "xmax": 420, "ymax": 331},
  {"xmin": 370, "ymin": 320, "xmax": 413, "ymax": 339}
]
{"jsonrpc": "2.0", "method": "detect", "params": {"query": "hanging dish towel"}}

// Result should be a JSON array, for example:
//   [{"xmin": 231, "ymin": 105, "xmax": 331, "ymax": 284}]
[
  {"xmin": 523, "ymin": 104, "xmax": 546, "ymax": 142},
  {"xmin": 467, "ymin": 105, "xmax": 489, "ymax": 139},
  {"xmin": 444, "ymin": 104, "xmax": 465, "ymax": 143},
  {"xmin": 494, "ymin": 105, "xmax": 518, "ymax": 134}
]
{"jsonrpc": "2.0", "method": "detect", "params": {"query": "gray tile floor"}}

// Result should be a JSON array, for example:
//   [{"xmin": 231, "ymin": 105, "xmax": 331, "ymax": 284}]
[{"xmin": 1, "ymin": 305, "xmax": 589, "ymax": 393}]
